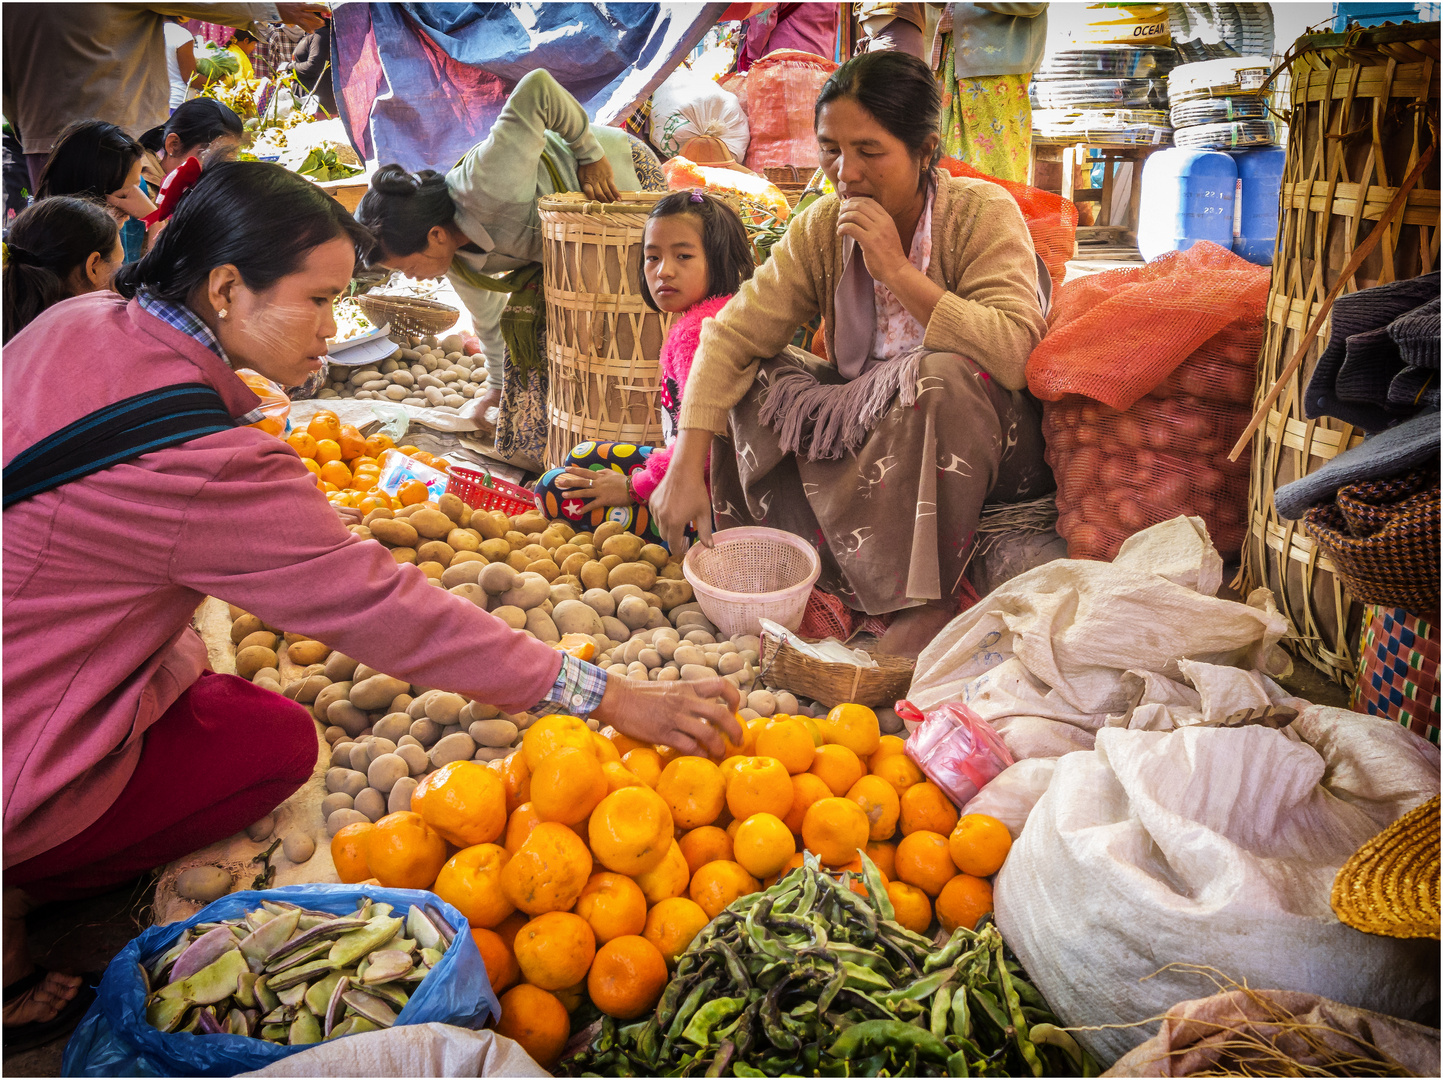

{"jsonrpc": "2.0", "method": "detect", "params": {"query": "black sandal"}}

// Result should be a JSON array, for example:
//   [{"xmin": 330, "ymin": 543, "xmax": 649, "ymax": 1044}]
[{"xmin": 2, "ymin": 967, "xmax": 97, "ymax": 1058}]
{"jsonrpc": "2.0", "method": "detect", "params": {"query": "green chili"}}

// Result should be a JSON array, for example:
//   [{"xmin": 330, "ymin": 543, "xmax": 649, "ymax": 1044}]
[
  {"xmin": 968, "ymin": 986, "xmax": 1009, "ymax": 1038},
  {"xmin": 716, "ymin": 940, "xmax": 752, "ymax": 991},
  {"xmin": 879, "ymin": 965, "xmax": 954, "ymax": 1006},
  {"xmin": 682, "ymin": 996, "xmax": 746, "ymax": 1048},
  {"xmin": 993, "ymin": 939, "xmax": 1043, "ymax": 1078},
  {"xmin": 841, "ymin": 961, "xmax": 894, "ymax": 991},
  {"xmin": 761, "ymin": 977, "xmax": 801, "ymax": 1050},
  {"xmin": 829, "ymin": 1019, "xmax": 951, "ymax": 1061},
  {"xmin": 732, "ymin": 1064, "xmax": 766, "ymax": 1078},
  {"xmin": 951, "ymin": 982, "xmax": 972, "ymax": 1040},
  {"xmin": 930, "ymin": 984, "xmax": 953, "ymax": 1039},
  {"xmin": 923, "ymin": 930, "xmax": 969, "ymax": 973},
  {"xmin": 947, "ymin": 1047, "xmax": 971, "ymax": 1078}
]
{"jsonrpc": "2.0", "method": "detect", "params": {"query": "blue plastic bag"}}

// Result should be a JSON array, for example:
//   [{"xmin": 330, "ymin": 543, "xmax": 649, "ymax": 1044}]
[{"xmin": 62, "ymin": 885, "xmax": 496, "ymax": 1077}]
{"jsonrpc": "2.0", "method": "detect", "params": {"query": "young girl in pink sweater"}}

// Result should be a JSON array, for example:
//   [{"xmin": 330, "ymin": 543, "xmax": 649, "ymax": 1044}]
[{"xmin": 535, "ymin": 191, "xmax": 754, "ymax": 543}]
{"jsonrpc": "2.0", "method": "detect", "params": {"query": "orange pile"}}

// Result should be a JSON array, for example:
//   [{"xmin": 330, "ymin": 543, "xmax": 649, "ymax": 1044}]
[
  {"xmin": 278, "ymin": 409, "xmax": 451, "ymax": 514},
  {"xmin": 329, "ymin": 703, "xmax": 1015, "ymax": 1069}
]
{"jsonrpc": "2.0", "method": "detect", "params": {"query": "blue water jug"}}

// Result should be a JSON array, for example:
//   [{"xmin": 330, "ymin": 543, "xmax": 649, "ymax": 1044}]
[
  {"xmin": 1137, "ymin": 149, "xmax": 1237, "ymax": 261},
  {"xmin": 1231, "ymin": 146, "xmax": 1285, "ymax": 265}
]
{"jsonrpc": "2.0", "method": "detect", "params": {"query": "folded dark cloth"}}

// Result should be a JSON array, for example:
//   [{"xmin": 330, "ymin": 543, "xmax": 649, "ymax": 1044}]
[
  {"xmin": 1274, "ymin": 408, "xmax": 1441, "ymax": 520},
  {"xmin": 1388, "ymin": 297, "xmax": 1440, "ymax": 410},
  {"xmin": 1306, "ymin": 273, "xmax": 1440, "ymax": 431}
]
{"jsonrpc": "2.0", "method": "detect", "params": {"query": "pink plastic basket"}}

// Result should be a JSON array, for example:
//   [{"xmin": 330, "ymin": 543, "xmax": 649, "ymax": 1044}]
[{"xmin": 682, "ymin": 527, "xmax": 821, "ymax": 637}]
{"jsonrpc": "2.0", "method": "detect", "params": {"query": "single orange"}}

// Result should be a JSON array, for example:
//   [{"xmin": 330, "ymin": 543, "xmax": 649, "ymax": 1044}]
[
  {"xmin": 621, "ymin": 748, "xmax": 663, "ymax": 788},
  {"xmin": 588, "ymin": 786, "xmax": 673, "ymax": 876},
  {"xmin": 887, "ymin": 881, "xmax": 934, "ymax": 934},
  {"xmin": 552, "ymin": 979, "xmax": 586, "ymax": 1013},
  {"xmin": 587, "ymin": 935, "xmax": 668, "ymax": 1020},
  {"xmin": 330, "ymin": 821, "xmax": 374, "ymax": 883},
  {"xmin": 719, "ymin": 755, "xmax": 748, "ymax": 788},
  {"xmin": 433, "ymin": 843, "xmax": 514, "ymax": 928},
  {"xmin": 397, "ymin": 478, "xmax": 429, "ymax": 506},
  {"xmin": 590, "ymin": 732, "xmax": 621, "ymax": 764},
  {"xmin": 755, "ymin": 718, "xmax": 817, "ymax": 775},
  {"xmin": 500, "ymin": 821, "xmax": 594, "ymax": 915},
  {"xmin": 678, "ymin": 826, "xmax": 734, "ymax": 877},
  {"xmin": 522, "ymin": 714, "xmax": 597, "ymax": 771},
  {"xmin": 809, "ymin": 744, "xmax": 865, "ymax": 797},
  {"xmin": 869, "ymin": 735, "xmax": 907, "ymax": 771},
  {"xmin": 802, "ymin": 797, "xmax": 871, "ymax": 867},
  {"xmin": 655, "ymin": 756, "xmax": 727, "ymax": 829},
  {"xmin": 732, "ymin": 813, "xmax": 796, "ymax": 879},
  {"xmin": 894, "ymin": 830, "xmax": 958, "ymax": 897},
  {"xmin": 725, "ymin": 817, "xmax": 742, "ymax": 843},
  {"xmin": 306, "ymin": 411, "xmax": 341, "ymax": 443},
  {"xmin": 313, "ymin": 437, "xmax": 342, "ymax": 465},
  {"xmin": 495, "ymin": 984, "xmax": 569, "ymax": 1069},
  {"xmin": 872, "ymin": 753, "xmax": 925, "ymax": 798},
  {"xmin": 363, "ymin": 433, "xmax": 395, "ymax": 458},
  {"xmin": 366, "ymin": 811, "xmax": 447, "ymax": 890},
  {"xmin": 725, "ymin": 756, "xmax": 793, "ymax": 820},
  {"xmin": 531, "ymin": 746, "xmax": 608, "ymax": 825},
  {"xmin": 689, "ymin": 860, "xmax": 761, "ymax": 919},
  {"xmin": 846, "ymin": 775, "xmax": 901, "ymax": 841},
  {"xmin": 818, "ymin": 703, "xmax": 881, "ymax": 757},
  {"xmin": 948, "ymin": 814, "xmax": 1013, "ymax": 878},
  {"xmin": 504, "ymin": 802, "xmax": 543, "ymax": 854},
  {"xmin": 500, "ymin": 753, "xmax": 531, "ymax": 816},
  {"xmin": 900, "ymin": 781, "xmax": 960, "ymax": 837},
  {"xmin": 574, "ymin": 872, "xmax": 648, "ymax": 944},
  {"xmin": 471, "ymin": 927, "xmax": 520, "ymax": 993},
  {"xmin": 936, "ymin": 873, "xmax": 994, "ymax": 933},
  {"xmin": 642, "ymin": 897, "xmax": 710, "ymax": 968},
  {"xmin": 631, "ymin": 839, "xmax": 690, "ymax": 905},
  {"xmin": 301, "ymin": 458, "xmax": 322, "ymax": 477},
  {"xmin": 798, "ymin": 715, "xmax": 825, "ymax": 748},
  {"xmin": 606, "ymin": 728, "xmax": 649, "ymax": 756},
  {"xmin": 398, "ymin": 444, "xmax": 421, "ymax": 456},
  {"xmin": 494, "ymin": 910, "xmax": 530, "ymax": 951},
  {"xmin": 411, "ymin": 759, "xmax": 506, "ymax": 846},
  {"xmin": 783, "ymin": 772, "xmax": 834, "ymax": 835},
  {"xmin": 337, "ymin": 424, "xmax": 366, "ymax": 461},
  {"xmin": 601, "ymin": 761, "xmax": 645, "ymax": 793},
  {"xmin": 720, "ymin": 713, "xmax": 755, "ymax": 759},
  {"xmin": 865, "ymin": 840, "xmax": 898, "ymax": 881},
  {"xmin": 513, "ymin": 911, "xmax": 595, "ymax": 991},
  {"xmin": 318, "ymin": 460, "xmax": 352, "ymax": 488},
  {"xmin": 286, "ymin": 431, "xmax": 318, "ymax": 459},
  {"xmin": 356, "ymin": 494, "xmax": 390, "ymax": 516}
]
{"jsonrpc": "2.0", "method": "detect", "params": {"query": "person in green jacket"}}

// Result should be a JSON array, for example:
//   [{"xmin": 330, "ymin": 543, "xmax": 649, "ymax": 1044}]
[{"xmin": 357, "ymin": 69, "xmax": 666, "ymax": 466}]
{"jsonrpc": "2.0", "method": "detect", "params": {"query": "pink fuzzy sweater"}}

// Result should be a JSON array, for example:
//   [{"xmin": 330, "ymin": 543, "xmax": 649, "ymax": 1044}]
[{"xmin": 631, "ymin": 293, "xmax": 732, "ymax": 502}]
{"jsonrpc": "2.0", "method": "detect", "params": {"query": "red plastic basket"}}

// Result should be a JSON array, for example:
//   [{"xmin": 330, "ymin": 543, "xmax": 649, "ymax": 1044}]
[{"xmin": 445, "ymin": 465, "xmax": 536, "ymax": 517}]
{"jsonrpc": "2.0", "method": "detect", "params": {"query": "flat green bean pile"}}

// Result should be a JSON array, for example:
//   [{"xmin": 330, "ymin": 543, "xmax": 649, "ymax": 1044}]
[{"xmin": 562, "ymin": 855, "xmax": 1096, "ymax": 1077}]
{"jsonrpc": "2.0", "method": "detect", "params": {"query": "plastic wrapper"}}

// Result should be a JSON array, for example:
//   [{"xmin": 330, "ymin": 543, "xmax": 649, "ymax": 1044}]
[
  {"xmin": 1035, "ymin": 44, "xmax": 1178, "ymax": 81},
  {"xmin": 61, "ymin": 885, "xmax": 496, "ymax": 1078},
  {"xmin": 1031, "ymin": 77, "xmax": 1170, "ymax": 111},
  {"xmin": 376, "ymin": 447, "xmax": 448, "ymax": 501},
  {"xmin": 1170, "ymin": 94, "xmax": 1269, "ymax": 127},
  {"xmin": 1174, "ymin": 119, "xmax": 1278, "ymax": 150},
  {"xmin": 898, "ymin": 700, "xmax": 1014, "ymax": 809},
  {"xmin": 236, "ymin": 369, "xmax": 291, "ymax": 438}
]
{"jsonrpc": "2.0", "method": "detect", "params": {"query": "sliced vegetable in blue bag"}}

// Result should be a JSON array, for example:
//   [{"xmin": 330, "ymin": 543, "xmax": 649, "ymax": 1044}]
[{"xmin": 62, "ymin": 885, "xmax": 496, "ymax": 1077}]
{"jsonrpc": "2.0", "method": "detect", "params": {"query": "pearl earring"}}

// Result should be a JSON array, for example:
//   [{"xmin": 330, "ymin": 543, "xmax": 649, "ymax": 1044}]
[{"xmin": 217, "ymin": 309, "xmax": 228, "ymax": 320}]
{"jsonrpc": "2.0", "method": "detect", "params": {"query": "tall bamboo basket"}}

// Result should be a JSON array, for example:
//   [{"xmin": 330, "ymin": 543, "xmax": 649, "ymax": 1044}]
[
  {"xmin": 537, "ymin": 192, "xmax": 675, "ymax": 467},
  {"xmin": 1240, "ymin": 24, "xmax": 1439, "ymax": 688}
]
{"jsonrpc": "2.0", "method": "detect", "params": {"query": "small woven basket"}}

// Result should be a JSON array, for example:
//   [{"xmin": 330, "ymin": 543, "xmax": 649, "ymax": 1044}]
[
  {"xmin": 1304, "ymin": 470, "xmax": 1440, "ymax": 613},
  {"xmin": 759, "ymin": 631, "xmax": 915, "ymax": 710},
  {"xmin": 763, "ymin": 165, "xmax": 813, "ymax": 208},
  {"xmin": 1330, "ymin": 795, "xmax": 1440, "ymax": 940},
  {"xmin": 357, "ymin": 294, "xmax": 460, "ymax": 338},
  {"xmin": 682, "ymin": 527, "xmax": 820, "ymax": 637}
]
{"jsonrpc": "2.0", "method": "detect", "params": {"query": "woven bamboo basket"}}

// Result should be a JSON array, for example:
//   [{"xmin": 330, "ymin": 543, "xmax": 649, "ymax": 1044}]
[
  {"xmin": 764, "ymin": 165, "xmax": 813, "ymax": 208},
  {"xmin": 356, "ymin": 294, "xmax": 460, "ymax": 338},
  {"xmin": 537, "ymin": 192, "xmax": 674, "ymax": 467},
  {"xmin": 1239, "ymin": 23, "xmax": 1439, "ymax": 689},
  {"xmin": 759, "ymin": 630, "xmax": 914, "ymax": 710}
]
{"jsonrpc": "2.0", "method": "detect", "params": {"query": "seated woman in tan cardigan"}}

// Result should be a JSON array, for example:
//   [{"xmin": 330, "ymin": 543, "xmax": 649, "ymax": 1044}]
[{"xmin": 651, "ymin": 51, "xmax": 1051, "ymax": 657}]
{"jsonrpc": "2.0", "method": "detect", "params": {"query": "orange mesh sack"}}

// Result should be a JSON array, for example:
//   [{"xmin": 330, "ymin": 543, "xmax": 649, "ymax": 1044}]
[
  {"xmin": 938, "ymin": 157, "xmax": 1078, "ymax": 292},
  {"xmin": 740, "ymin": 50, "xmax": 837, "ymax": 172},
  {"xmin": 1029, "ymin": 242, "xmax": 1269, "ymax": 562}
]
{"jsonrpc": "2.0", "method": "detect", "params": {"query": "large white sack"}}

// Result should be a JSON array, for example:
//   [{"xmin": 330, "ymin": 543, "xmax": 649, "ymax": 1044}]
[
  {"xmin": 994, "ymin": 706, "xmax": 1441, "ymax": 1067},
  {"xmin": 649, "ymin": 66, "xmax": 750, "ymax": 160},
  {"xmin": 242, "ymin": 1023, "xmax": 547, "ymax": 1077}
]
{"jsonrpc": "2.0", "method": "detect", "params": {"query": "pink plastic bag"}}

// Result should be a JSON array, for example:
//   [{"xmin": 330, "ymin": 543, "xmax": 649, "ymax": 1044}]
[{"xmin": 897, "ymin": 700, "xmax": 1015, "ymax": 809}]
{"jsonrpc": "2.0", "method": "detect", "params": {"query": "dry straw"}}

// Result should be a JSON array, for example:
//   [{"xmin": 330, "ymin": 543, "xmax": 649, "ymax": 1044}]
[{"xmin": 1330, "ymin": 795, "xmax": 1440, "ymax": 940}]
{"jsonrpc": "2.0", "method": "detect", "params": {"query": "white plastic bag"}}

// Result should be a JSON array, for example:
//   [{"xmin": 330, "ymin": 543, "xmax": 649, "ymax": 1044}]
[
  {"xmin": 994, "ymin": 706, "xmax": 1441, "ymax": 1067},
  {"xmin": 649, "ymin": 66, "xmax": 750, "ymax": 160},
  {"xmin": 242, "ymin": 1022, "xmax": 547, "ymax": 1076}
]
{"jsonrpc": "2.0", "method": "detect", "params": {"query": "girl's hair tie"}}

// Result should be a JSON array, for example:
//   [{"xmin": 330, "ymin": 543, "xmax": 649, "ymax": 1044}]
[
  {"xmin": 2, "ymin": 242, "xmax": 34, "ymax": 268},
  {"xmin": 144, "ymin": 156, "xmax": 204, "ymax": 226},
  {"xmin": 689, "ymin": 190, "xmax": 705, "ymax": 204}
]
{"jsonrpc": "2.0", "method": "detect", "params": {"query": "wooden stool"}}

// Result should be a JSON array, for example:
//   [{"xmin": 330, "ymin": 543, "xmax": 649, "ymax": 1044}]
[{"xmin": 1029, "ymin": 140, "xmax": 1166, "ymax": 247}]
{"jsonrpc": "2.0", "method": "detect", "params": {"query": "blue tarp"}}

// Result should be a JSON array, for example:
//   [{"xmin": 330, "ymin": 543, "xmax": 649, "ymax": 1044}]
[{"xmin": 331, "ymin": 2, "xmax": 727, "ymax": 172}]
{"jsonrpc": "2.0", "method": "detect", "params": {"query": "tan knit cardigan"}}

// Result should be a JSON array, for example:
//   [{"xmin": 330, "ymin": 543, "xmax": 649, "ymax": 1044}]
[{"xmin": 679, "ymin": 172, "xmax": 1047, "ymax": 434}]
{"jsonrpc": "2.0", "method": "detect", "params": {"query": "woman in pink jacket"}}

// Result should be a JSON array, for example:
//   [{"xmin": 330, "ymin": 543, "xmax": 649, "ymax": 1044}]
[{"xmin": 0, "ymin": 162, "xmax": 740, "ymax": 1039}]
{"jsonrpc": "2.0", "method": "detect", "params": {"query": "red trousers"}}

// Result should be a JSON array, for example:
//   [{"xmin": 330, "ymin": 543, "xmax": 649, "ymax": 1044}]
[{"xmin": 8, "ymin": 672, "xmax": 318, "ymax": 901}]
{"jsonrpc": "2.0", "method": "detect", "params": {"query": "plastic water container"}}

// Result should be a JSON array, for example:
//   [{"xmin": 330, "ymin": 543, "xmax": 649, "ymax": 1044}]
[
  {"xmin": 1231, "ymin": 146, "xmax": 1285, "ymax": 265},
  {"xmin": 1137, "ymin": 148, "xmax": 1238, "ymax": 261}
]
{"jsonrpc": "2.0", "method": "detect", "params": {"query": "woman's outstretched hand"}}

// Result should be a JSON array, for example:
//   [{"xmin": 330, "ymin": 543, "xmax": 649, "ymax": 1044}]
[
  {"xmin": 552, "ymin": 465, "xmax": 631, "ymax": 514},
  {"xmin": 578, "ymin": 158, "xmax": 620, "ymax": 203},
  {"xmin": 593, "ymin": 675, "xmax": 742, "ymax": 759},
  {"xmin": 651, "ymin": 430, "xmax": 714, "ymax": 556}
]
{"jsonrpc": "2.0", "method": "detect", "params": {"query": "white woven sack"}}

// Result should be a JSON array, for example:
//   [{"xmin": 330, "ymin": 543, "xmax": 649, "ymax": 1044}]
[
  {"xmin": 994, "ymin": 706, "xmax": 1441, "ymax": 1067},
  {"xmin": 649, "ymin": 66, "xmax": 750, "ymax": 160}
]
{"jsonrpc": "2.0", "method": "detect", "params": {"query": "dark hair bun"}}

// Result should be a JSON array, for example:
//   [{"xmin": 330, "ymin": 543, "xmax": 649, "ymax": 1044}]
[{"xmin": 372, "ymin": 164, "xmax": 421, "ymax": 195}]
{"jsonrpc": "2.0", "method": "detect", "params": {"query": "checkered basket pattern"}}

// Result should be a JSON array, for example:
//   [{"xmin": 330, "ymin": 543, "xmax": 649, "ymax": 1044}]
[
  {"xmin": 1352, "ymin": 606, "xmax": 1440, "ymax": 746},
  {"xmin": 1304, "ymin": 469, "xmax": 1440, "ymax": 612}
]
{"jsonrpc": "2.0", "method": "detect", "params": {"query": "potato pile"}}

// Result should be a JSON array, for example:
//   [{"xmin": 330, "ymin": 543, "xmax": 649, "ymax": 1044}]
[{"xmin": 318, "ymin": 333, "xmax": 486, "ymax": 413}]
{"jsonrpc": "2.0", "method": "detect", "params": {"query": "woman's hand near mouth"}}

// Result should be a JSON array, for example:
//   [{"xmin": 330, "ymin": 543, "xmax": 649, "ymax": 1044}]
[{"xmin": 837, "ymin": 196, "xmax": 909, "ymax": 284}]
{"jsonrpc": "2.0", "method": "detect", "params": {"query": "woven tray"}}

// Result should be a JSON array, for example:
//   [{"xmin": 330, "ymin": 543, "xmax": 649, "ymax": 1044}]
[
  {"xmin": 759, "ymin": 630, "xmax": 913, "ymax": 710},
  {"xmin": 357, "ymin": 294, "xmax": 460, "ymax": 338}
]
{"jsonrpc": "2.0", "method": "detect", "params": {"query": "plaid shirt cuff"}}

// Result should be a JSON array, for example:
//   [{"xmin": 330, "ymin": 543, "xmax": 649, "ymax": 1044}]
[{"xmin": 534, "ymin": 652, "xmax": 608, "ymax": 717}]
